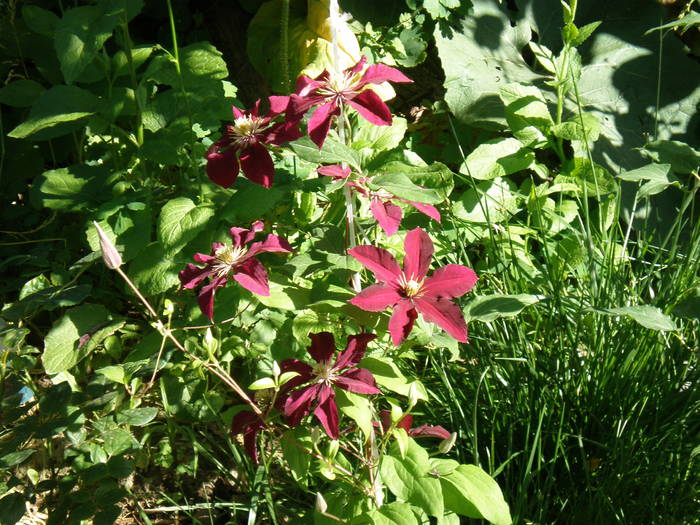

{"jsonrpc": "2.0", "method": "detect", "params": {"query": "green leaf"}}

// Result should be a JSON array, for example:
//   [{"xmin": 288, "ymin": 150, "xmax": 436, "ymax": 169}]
[
  {"xmin": 356, "ymin": 502, "xmax": 420, "ymax": 525},
  {"xmin": 436, "ymin": 1, "xmax": 537, "ymax": 129},
  {"xmin": 2, "ymin": 284, "xmax": 91, "ymax": 321},
  {"xmin": 571, "ymin": 21, "xmax": 602, "ymax": 46},
  {"xmin": 369, "ymin": 173, "xmax": 443, "ymax": 204},
  {"xmin": 54, "ymin": 5, "xmax": 120, "ymax": 84},
  {"xmin": 597, "ymin": 305, "xmax": 677, "ymax": 331},
  {"xmin": 31, "ymin": 165, "xmax": 110, "ymax": 211},
  {"xmin": 352, "ymin": 117, "xmax": 407, "ymax": 153},
  {"xmin": 551, "ymin": 113, "xmax": 600, "ymax": 142},
  {"xmin": 440, "ymin": 465, "xmax": 511, "ymax": 525},
  {"xmin": 336, "ymin": 390, "xmax": 373, "ymax": 441},
  {"xmin": 453, "ymin": 178, "xmax": 520, "ymax": 224},
  {"xmin": 43, "ymin": 304, "xmax": 120, "ymax": 374},
  {"xmin": 499, "ymin": 84, "xmax": 553, "ymax": 147},
  {"xmin": 556, "ymin": 158, "xmax": 617, "ymax": 197},
  {"xmin": 0, "ymin": 492, "xmax": 26, "ymax": 525},
  {"xmin": 115, "ymin": 407, "xmax": 158, "ymax": 426},
  {"xmin": 145, "ymin": 42, "xmax": 228, "ymax": 95},
  {"xmin": 380, "ymin": 438, "xmax": 444, "ymax": 517},
  {"xmin": 102, "ymin": 428, "xmax": 137, "ymax": 456},
  {"xmin": 0, "ymin": 449, "xmax": 35, "ymax": 469},
  {"xmin": 641, "ymin": 140, "xmax": 700, "ymax": 175},
  {"xmin": 673, "ymin": 289, "xmax": 700, "ymax": 319},
  {"xmin": 290, "ymin": 137, "xmax": 362, "ymax": 171},
  {"xmin": 291, "ymin": 310, "xmax": 339, "ymax": 346},
  {"xmin": 370, "ymin": 157, "xmax": 454, "ymax": 201},
  {"xmin": 460, "ymin": 138, "xmax": 534, "ymax": 180},
  {"xmin": 280, "ymin": 428, "xmax": 312, "ymax": 485},
  {"xmin": 96, "ymin": 365, "xmax": 126, "ymax": 384},
  {"xmin": 645, "ymin": 11, "xmax": 700, "ymax": 35},
  {"xmin": 8, "ymin": 86, "xmax": 99, "ymax": 139},
  {"xmin": 157, "ymin": 197, "xmax": 215, "ymax": 256},
  {"xmin": 0, "ymin": 79, "xmax": 45, "ymax": 108},
  {"xmin": 22, "ymin": 5, "xmax": 59, "ymax": 37},
  {"xmin": 465, "ymin": 294, "xmax": 543, "ymax": 323},
  {"xmin": 128, "ymin": 242, "xmax": 181, "ymax": 296},
  {"xmin": 617, "ymin": 163, "xmax": 680, "ymax": 198},
  {"xmin": 255, "ymin": 277, "xmax": 311, "ymax": 311},
  {"xmin": 360, "ymin": 356, "xmax": 427, "ymax": 399},
  {"xmin": 248, "ymin": 377, "xmax": 276, "ymax": 390}
]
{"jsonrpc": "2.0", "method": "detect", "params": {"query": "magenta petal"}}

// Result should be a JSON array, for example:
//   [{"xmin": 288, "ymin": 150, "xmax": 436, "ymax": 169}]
[
  {"xmin": 414, "ymin": 296, "xmax": 468, "ymax": 343},
  {"xmin": 246, "ymin": 233, "xmax": 293, "ymax": 257},
  {"xmin": 307, "ymin": 332, "xmax": 337, "ymax": 364},
  {"xmin": 422, "ymin": 264, "xmax": 478, "ymax": 299},
  {"xmin": 206, "ymin": 144, "xmax": 239, "ymax": 188},
  {"xmin": 347, "ymin": 90, "xmax": 393, "ymax": 126},
  {"xmin": 268, "ymin": 95, "xmax": 290, "ymax": 116},
  {"xmin": 279, "ymin": 359, "xmax": 314, "ymax": 395},
  {"xmin": 388, "ymin": 299, "xmax": 419, "ymax": 346},
  {"xmin": 233, "ymin": 258, "xmax": 270, "ymax": 296},
  {"xmin": 348, "ymin": 245, "xmax": 402, "ymax": 283},
  {"xmin": 179, "ymin": 264, "xmax": 211, "ymax": 290},
  {"xmin": 231, "ymin": 411, "xmax": 263, "ymax": 463},
  {"xmin": 335, "ymin": 368, "xmax": 381, "ymax": 395},
  {"xmin": 231, "ymin": 105, "xmax": 245, "ymax": 120},
  {"xmin": 295, "ymin": 75, "xmax": 321, "ymax": 97},
  {"xmin": 285, "ymin": 384, "xmax": 320, "ymax": 426},
  {"xmin": 229, "ymin": 222, "xmax": 263, "ymax": 247},
  {"xmin": 239, "ymin": 143, "xmax": 274, "ymax": 188},
  {"xmin": 314, "ymin": 385, "xmax": 339, "ymax": 439},
  {"xmin": 402, "ymin": 228, "xmax": 434, "ymax": 281},
  {"xmin": 349, "ymin": 283, "xmax": 401, "ymax": 312},
  {"xmin": 409, "ymin": 201, "xmax": 441, "ymax": 222},
  {"xmin": 348, "ymin": 56, "xmax": 368, "ymax": 74},
  {"xmin": 370, "ymin": 198, "xmax": 402, "ymax": 236},
  {"xmin": 361, "ymin": 63, "xmax": 412, "ymax": 85},
  {"xmin": 408, "ymin": 424, "xmax": 452, "ymax": 440},
  {"xmin": 317, "ymin": 165, "xmax": 351, "ymax": 179},
  {"xmin": 196, "ymin": 275, "xmax": 227, "ymax": 321},
  {"xmin": 308, "ymin": 100, "xmax": 339, "ymax": 149},
  {"xmin": 334, "ymin": 333, "xmax": 376, "ymax": 369}
]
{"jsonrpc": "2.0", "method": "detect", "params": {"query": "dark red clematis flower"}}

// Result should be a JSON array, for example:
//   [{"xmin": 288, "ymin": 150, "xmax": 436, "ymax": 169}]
[
  {"xmin": 348, "ymin": 228, "xmax": 478, "ymax": 346},
  {"xmin": 206, "ymin": 96, "xmax": 301, "ymax": 188},
  {"xmin": 281, "ymin": 332, "xmax": 381, "ymax": 439},
  {"xmin": 288, "ymin": 56, "xmax": 412, "ymax": 149},
  {"xmin": 379, "ymin": 410, "xmax": 451, "ymax": 440},
  {"xmin": 230, "ymin": 410, "xmax": 265, "ymax": 463},
  {"xmin": 317, "ymin": 165, "xmax": 440, "ymax": 236},
  {"xmin": 179, "ymin": 221, "xmax": 292, "ymax": 321}
]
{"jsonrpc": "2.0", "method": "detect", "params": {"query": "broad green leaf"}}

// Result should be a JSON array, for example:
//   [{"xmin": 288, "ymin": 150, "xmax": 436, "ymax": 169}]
[
  {"xmin": 256, "ymin": 278, "xmax": 311, "ymax": 311},
  {"xmin": 370, "ymin": 173, "xmax": 443, "ymax": 204},
  {"xmin": 370, "ymin": 157, "xmax": 454, "ymax": 201},
  {"xmin": 356, "ymin": 502, "xmax": 420, "ymax": 525},
  {"xmin": 336, "ymin": 390, "xmax": 373, "ymax": 441},
  {"xmin": 499, "ymin": 84, "xmax": 553, "ymax": 147},
  {"xmin": 145, "ymin": 42, "xmax": 228, "ymax": 95},
  {"xmin": 360, "ymin": 356, "xmax": 427, "ymax": 400},
  {"xmin": 8, "ymin": 86, "xmax": 99, "ymax": 139},
  {"xmin": 380, "ymin": 438, "xmax": 444, "ymax": 517},
  {"xmin": 440, "ymin": 465, "xmax": 512, "ymax": 525},
  {"xmin": 642, "ymin": 140, "xmax": 700, "ymax": 175},
  {"xmin": 0, "ymin": 450, "xmax": 35, "ymax": 469},
  {"xmin": 598, "ymin": 305, "xmax": 677, "ymax": 331},
  {"xmin": 453, "ymin": 178, "xmax": 520, "ymax": 223},
  {"xmin": 54, "ymin": 5, "xmax": 121, "ymax": 84},
  {"xmin": 112, "ymin": 45, "xmax": 154, "ymax": 78},
  {"xmin": 291, "ymin": 137, "xmax": 362, "ymax": 171},
  {"xmin": 280, "ymin": 428, "xmax": 312, "ymax": 485},
  {"xmin": 435, "ymin": 1, "xmax": 537, "ymax": 129},
  {"xmin": 22, "ymin": 5, "xmax": 59, "ymax": 37},
  {"xmin": 645, "ymin": 11, "xmax": 700, "ymax": 35},
  {"xmin": 0, "ymin": 79, "xmax": 45, "ymax": 107},
  {"xmin": 43, "ymin": 304, "xmax": 119, "ymax": 374},
  {"xmin": 157, "ymin": 197, "xmax": 215, "ymax": 256},
  {"xmin": 221, "ymin": 183, "xmax": 287, "ymax": 223},
  {"xmin": 102, "ymin": 428, "xmax": 137, "ymax": 456},
  {"xmin": 2, "ymin": 284, "xmax": 91, "ymax": 321},
  {"xmin": 556, "ymin": 158, "xmax": 617, "ymax": 197},
  {"xmin": 128, "ymin": 242, "xmax": 181, "ymax": 295},
  {"xmin": 571, "ymin": 21, "xmax": 602, "ymax": 46},
  {"xmin": 291, "ymin": 310, "xmax": 339, "ymax": 346},
  {"xmin": 465, "ymin": 294, "xmax": 543, "ymax": 323},
  {"xmin": 87, "ymin": 206, "xmax": 152, "ymax": 263},
  {"xmin": 31, "ymin": 165, "xmax": 111, "ymax": 211},
  {"xmin": 0, "ymin": 493, "xmax": 26, "ymax": 525},
  {"xmin": 96, "ymin": 365, "xmax": 126, "ymax": 384},
  {"xmin": 116, "ymin": 407, "xmax": 159, "ymax": 426},
  {"xmin": 460, "ymin": 138, "xmax": 534, "ymax": 180},
  {"xmin": 617, "ymin": 163, "xmax": 680, "ymax": 198},
  {"xmin": 551, "ymin": 113, "xmax": 600, "ymax": 142},
  {"xmin": 352, "ymin": 117, "xmax": 407, "ymax": 153}
]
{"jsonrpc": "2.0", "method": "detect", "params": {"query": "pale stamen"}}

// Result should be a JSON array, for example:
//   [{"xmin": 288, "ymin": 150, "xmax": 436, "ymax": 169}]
[
  {"xmin": 229, "ymin": 115, "xmax": 265, "ymax": 148},
  {"xmin": 312, "ymin": 360, "xmax": 337, "ymax": 384},
  {"xmin": 212, "ymin": 245, "xmax": 248, "ymax": 278},
  {"xmin": 397, "ymin": 274, "xmax": 424, "ymax": 298}
]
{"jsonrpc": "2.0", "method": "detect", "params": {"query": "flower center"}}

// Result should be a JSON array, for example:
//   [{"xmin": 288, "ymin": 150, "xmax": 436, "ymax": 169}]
[
  {"xmin": 229, "ymin": 116, "xmax": 265, "ymax": 148},
  {"xmin": 312, "ymin": 360, "xmax": 337, "ymax": 383},
  {"xmin": 212, "ymin": 244, "xmax": 248, "ymax": 278},
  {"xmin": 397, "ymin": 274, "xmax": 424, "ymax": 298},
  {"xmin": 319, "ymin": 70, "xmax": 363, "ymax": 99}
]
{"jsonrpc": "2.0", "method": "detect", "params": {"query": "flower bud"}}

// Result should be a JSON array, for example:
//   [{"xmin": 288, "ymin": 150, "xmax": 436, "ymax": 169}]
[
  {"xmin": 315, "ymin": 492, "xmax": 328, "ymax": 514},
  {"xmin": 93, "ymin": 221, "xmax": 122, "ymax": 269},
  {"xmin": 438, "ymin": 432, "xmax": 458, "ymax": 454}
]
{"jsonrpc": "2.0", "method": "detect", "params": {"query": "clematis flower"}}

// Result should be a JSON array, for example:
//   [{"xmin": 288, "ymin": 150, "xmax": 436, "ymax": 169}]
[
  {"xmin": 230, "ymin": 410, "xmax": 265, "ymax": 463},
  {"xmin": 179, "ymin": 221, "xmax": 292, "ymax": 321},
  {"xmin": 317, "ymin": 165, "xmax": 440, "ymax": 236},
  {"xmin": 281, "ymin": 332, "xmax": 381, "ymax": 439},
  {"xmin": 379, "ymin": 410, "xmax": 451, "ymax": 440},
  {"xmin": 206, "ymin": 96, "xmax": 301, "ymax": 188},
  {"xmin": 288, "ymin": 56, "xmax": 412, "ymax": 149},
  {"xmin": 348, "ymin": 228, "xmax": 477, "ymax": 346}
]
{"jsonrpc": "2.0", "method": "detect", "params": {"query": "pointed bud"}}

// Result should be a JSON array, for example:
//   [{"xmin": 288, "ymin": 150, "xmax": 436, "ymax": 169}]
[
  {"xmin": 438, "ymin": 432, "xmax": 458, "ymax": 454},
  {"xmin": 407, "ymin": 382, "xmax": 420, "ymax": 409},
  {"xmin": 272, "ymin": 360, "xmax": 281, "ymax": 379},
  {"xmin": 311, "ymin": 427, "xmax": 322, "ymax": 445},
  {"xmin": 315, "ymin": 492, "xmax": 328, "ymax": 514},
  {"xmin": 93, "ymin": 221, "xmax": 122, "ymax": 269}
]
